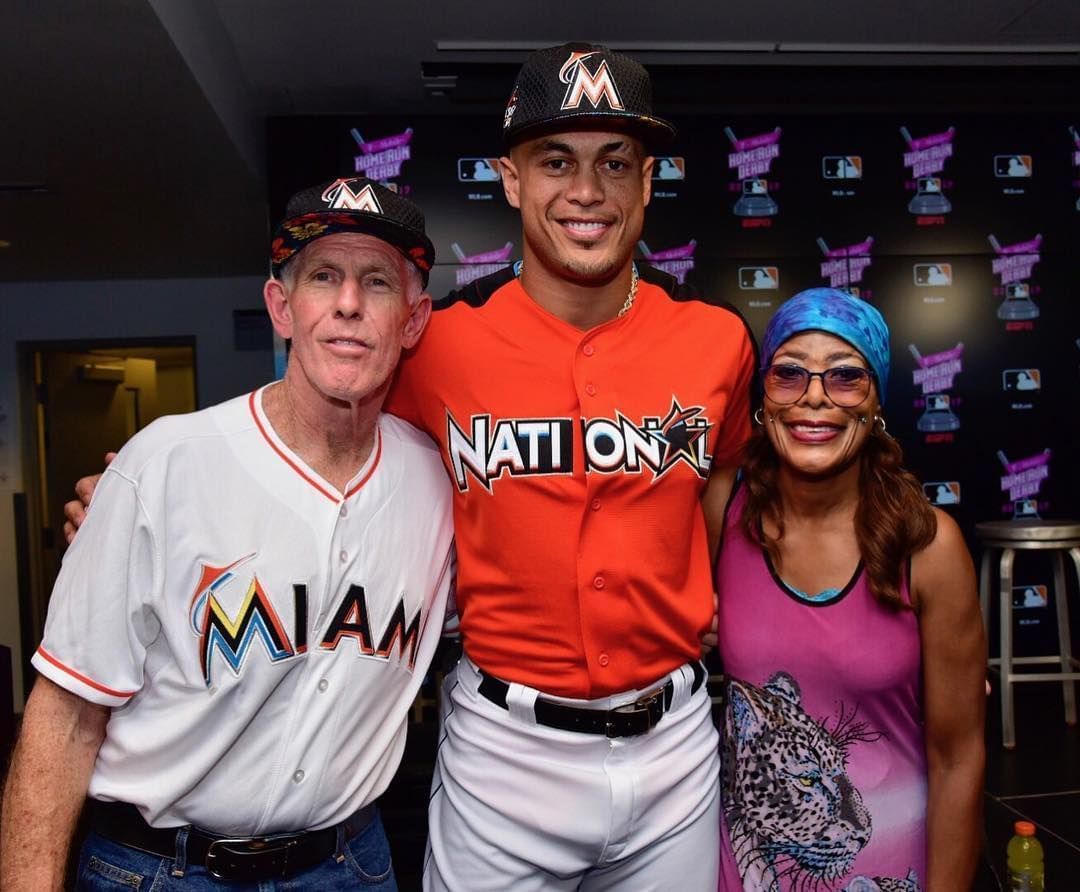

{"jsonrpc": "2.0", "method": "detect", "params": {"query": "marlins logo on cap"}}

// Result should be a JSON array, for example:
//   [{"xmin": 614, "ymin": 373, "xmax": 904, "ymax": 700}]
[
  {"xmin": 270, "ymin": 177, "xmax": 435, "ymax": 284},
  {"xmin": 502, "ymin": 42, "xmax": 675, "ymax": 151}
]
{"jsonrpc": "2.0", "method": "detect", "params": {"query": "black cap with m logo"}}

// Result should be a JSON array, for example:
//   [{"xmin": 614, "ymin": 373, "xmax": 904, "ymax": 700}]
[{"xmin": 502, "ymin": 43, "xmax": 676, "ymax": 151}]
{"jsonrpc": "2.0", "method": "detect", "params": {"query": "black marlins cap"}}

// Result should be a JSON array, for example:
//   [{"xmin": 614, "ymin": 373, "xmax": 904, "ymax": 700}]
[
  {"xmin": 502, "ymin": 42, "xmax": 675, "ymax": 151},
  {"xmin": 270, "ymin": 177, "xmax": 435, "ymax": 285}
]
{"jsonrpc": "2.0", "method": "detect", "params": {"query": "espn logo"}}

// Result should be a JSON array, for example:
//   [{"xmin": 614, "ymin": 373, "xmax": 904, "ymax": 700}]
[
  {"xmin": 822, "ymin": 156, "xmax": 862, "ymax": 180},
  {"xmin": 653, "ymin": 157, "xmax": 686, "ymax": 181},
  {"xmin": 994, "ymin": 155, "xmax": 1033, "ymax": 178},
  {"xmin": 457, "ymin": 158, "xmax": 501, "ymax": 182},
  {"xmin": 913, "ymin": 263, "xmax": 952, "ymax": 287},
  {"xmin": 738, "ymin": 266, "xmax": 779, "ymax": 290},
  {"xmin": 923, "ymin": 481, "xmax": 960, "ymax": 506}
]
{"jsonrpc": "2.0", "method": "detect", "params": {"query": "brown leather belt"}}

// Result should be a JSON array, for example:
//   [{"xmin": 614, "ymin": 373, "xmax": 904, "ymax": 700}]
[
  {"xmin": 478, "ymin": 661, "xmax": 706, "ymax": 738},
  {"xmin": 87, "ymin": 799, "xmax": 376, "ymax": 881}
]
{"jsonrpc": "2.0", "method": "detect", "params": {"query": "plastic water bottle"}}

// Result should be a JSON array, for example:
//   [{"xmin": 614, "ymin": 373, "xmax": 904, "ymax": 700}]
[{"xmin": 1007, "ymin": 820, "xmax": 1045, "ymax": 891}]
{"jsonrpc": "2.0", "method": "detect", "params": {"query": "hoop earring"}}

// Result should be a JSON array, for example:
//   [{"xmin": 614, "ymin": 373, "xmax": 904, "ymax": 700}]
[
  {"xmin": 872, "ymin": 414, "xmax": 889, "ymax": 436},
  {"xmin": 753, "ymin": 408, "xmax": 765, "ymax": 425}
]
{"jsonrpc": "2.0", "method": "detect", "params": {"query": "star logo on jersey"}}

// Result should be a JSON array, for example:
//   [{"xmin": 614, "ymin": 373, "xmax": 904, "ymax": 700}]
[
  {"xmin": 320, "ymin": 179, "xmax": 383, "ymax": 214},
  {"xmin": 559, "ymin": 51, "xmax": 624, "ymax": 112},
  {"xmin": 655, "ymin": 399, "xmax": 711, "ymax": 473}
]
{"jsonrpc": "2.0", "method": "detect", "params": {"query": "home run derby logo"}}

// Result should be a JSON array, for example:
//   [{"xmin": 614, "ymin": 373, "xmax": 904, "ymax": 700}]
[
  {"xmin": 817, "ymin": 235, "xmax": 873, "ymax": 294},
  {"xmin": 998, "ymin": 448, "xmax": 1051, "ymax": 515},
  {"xmin": 189, "ymin": 554, "xmax": 422, "ymax": 685},
  {"xmin": 321, "ymin": 180, "xmax": 382, "ymax": 213},
  {"xmin": 990, "ymin": 233, "xmax": 1042, "ymax": 327},
  {"xmin": 910, "ymin": 342, "xmax": 963, "ymax": 438},
  {"xmin": 452, "ymin": 240, "xmax": 514, "ymax": 287},
  {"xmin": 638, "ymin": 239, "xmax": 696, "ymax": 284},
  {"xmin": 351, "ymin": 127, "xmax": 413, "ymax": 182},
  {"xmin": 1071, "ymin": 126, "xmax": 1080, "ymax": 209},
  {"xmin": 559, "ymin": 51, "xmax": 624, "ymax": 111},
  {"xmin": 446, "ymin": 398, "xmax": 713, "ymax": 492},
  {"xmin": 726, "ymin": 126, "xmax": 781, "ymax": 220},
  {"xmin": 901, "ymin": 125, "xmax": 954, "ymax": 220}
]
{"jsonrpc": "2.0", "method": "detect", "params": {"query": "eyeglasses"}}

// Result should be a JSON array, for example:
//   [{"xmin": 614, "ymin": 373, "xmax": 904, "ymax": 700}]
[{"xmin": 763, "ymin": 364, "xmax": 874, "ymax": 407}]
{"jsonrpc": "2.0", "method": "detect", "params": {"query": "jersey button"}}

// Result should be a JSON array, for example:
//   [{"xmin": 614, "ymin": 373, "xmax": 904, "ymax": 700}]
[
  {"xmin": 339, "ymin": 504, "xmax": 348, "ymax": 518},
  {"xmin": 292, "ymin": 769, "xmax": 305, "ymax": 784},
  {"xmin": 583, "ymin": 344, "xmax": 595, "ymax": 357},
  {"xmin": 598, "ymin": 653, "xmax": 610, "ymax": 667},
  {"xmin": 585, "ymin": 383, "xmax": 597, "ymax": 397},
  {"xmin": 317, "ymin": 679, "xmax": 329, "ymax": 693},
  {"xmin": 339, "ymin": 549, "xmax": 348, "ymax": 563},
  {"xmin": 593, "ymin": 575, "xmax": 605, "ymax": 590},
  {"xmin": 591, "ymin": 499, "xmax": 601, "ymax": 511}
]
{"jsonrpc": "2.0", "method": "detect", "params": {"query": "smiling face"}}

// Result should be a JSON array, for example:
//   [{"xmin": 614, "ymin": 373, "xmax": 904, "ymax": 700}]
[
  {"xmin": 762, "ymin": 331, "xmax": 879, "ymax": 480},
  {"xmin": 500, "ymin": 129, "xmax": 653, "ymax": 284},
  {"xmin": 263, "ymin": 232, "xmax": 430, "ymax": 409}
]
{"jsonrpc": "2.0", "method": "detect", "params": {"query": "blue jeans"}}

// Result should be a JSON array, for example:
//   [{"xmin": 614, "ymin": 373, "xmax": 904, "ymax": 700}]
[{"xmin": 75, "ymin": 811, "xmax": 397, "ymax": 890}]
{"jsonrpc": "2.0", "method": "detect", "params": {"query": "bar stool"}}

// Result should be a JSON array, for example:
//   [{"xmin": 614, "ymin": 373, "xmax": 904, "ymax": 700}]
[{"xmin": 976, "ymin": 519, "xmax": 1080, "ymax": 749}]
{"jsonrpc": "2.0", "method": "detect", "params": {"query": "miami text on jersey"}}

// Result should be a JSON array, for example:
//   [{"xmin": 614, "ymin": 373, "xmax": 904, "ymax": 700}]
[
  {"xmin": 446, "ymin": 397, "xmax": 713, "ymax": 493},
  {"xmin": 189, "ymin": 555, "xmax": 423, "ymax": 684}
]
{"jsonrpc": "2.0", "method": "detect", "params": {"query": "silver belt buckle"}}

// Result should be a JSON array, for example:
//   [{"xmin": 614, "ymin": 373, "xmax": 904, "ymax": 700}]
[{"xmin": 205, "ymin": 835, "xmax": 300, "ymax": 880}]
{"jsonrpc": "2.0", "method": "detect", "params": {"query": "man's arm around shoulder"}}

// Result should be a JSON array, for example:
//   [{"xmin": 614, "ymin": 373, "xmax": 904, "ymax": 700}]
[{"xmin": 1, "ymin": 676, "xmax": 109, "ymax": 889}]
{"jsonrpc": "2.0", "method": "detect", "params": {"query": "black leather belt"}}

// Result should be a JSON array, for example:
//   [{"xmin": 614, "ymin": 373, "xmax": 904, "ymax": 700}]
[
  {"xmin": 87, "ymin": 800, "xmax": 376, "ymax": 881},
  {"xmin": 478, "ymin": 662, "xmax": 706, "ymax": 738}
]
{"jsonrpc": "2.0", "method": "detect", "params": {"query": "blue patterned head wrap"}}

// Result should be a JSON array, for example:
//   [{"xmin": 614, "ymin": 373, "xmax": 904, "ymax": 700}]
[{"xmin": 760, "ymin": 288, "xmax": 891, "ymax": 403}]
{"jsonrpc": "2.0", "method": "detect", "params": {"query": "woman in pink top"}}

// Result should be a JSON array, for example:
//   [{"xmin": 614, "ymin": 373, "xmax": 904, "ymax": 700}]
[{"xmin": 714, "ymin": 288, "xmax": 985, "ymax": 891}]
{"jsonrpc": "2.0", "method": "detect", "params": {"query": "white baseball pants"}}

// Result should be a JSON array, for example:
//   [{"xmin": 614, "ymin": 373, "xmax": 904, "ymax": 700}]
[{"xmin": 424, "ymin": 655, "xmax": 720, "ymax": 891}]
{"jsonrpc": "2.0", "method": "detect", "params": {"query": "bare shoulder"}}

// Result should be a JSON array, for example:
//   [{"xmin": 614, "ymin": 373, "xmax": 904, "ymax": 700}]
[{"xmin": 911, "ymin": 507, "xmax": 976, "ymax": 612}]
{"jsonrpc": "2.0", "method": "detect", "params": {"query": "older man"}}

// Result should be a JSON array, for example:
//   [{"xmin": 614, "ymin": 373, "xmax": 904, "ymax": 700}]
[{"xmin": 0, "ymin": 178, "xmax": 453, "ymax": 890}]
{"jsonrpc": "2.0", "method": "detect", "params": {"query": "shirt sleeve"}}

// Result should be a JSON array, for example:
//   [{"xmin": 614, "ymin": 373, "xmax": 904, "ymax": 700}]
[
  {"xmin": 32, "ymin": 466, "xmax": 161, "ymax": 707},
  {"xmin": 711, "ymin": 323, "xmax": 756, "ymax": 469}
]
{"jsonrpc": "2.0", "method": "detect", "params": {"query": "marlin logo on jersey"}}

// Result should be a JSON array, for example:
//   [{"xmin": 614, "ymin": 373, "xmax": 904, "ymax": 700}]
[
  {"xmin": 559, "ymin": 51, "xmax": 624, "ymax": 112},
  {"xmin": 189, "ymin": 554, "xmax": 296, "ymax": 686},
  {"xmin": 446, "ymin": 398, "xmax": 712, "ymax": 492},
  {"xmin": 321, "ymin": 179, "xmax": 383, "ymax": 213}
]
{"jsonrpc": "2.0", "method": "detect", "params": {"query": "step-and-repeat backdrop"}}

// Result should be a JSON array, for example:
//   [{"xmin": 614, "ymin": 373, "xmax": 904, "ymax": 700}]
[{"xmin": 269, "ymin": 114, "xmax": 1080, "ymax": 650}]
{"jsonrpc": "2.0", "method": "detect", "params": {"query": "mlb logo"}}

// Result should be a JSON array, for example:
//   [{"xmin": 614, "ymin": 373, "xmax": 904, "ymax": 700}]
[
  {"xmin": 1006, "ymin": 282, "xmax": 1030, "ymax": 300},
  {"xmin": 924, "ymin": 481, "xmax": 961, "ymax": 506},
  {"xmin": 1013, "ymin": 498, "xmax": 1040, "ymax": 519},
  {"xmin": 913, "ymin": 262, "xmax": 952, "ymax": 287},
  {"xmin": 821, "ymin": 155, "xmax": 863, "ymax": 180},
  {"xmin": 925, "ymin": 393, "xmax": 951, "ymax": 411},
  {"xmin": 1012, "ymin": 584, "xmax": 1048, "ymax": 609},
  {"xmin": 738, "ymin": 266, "xmax": 779, "ymax": 290},
  {"xmin": 1002, "ymin": 369, "xmax": 1041, "ymax": 392},
  {"xmin": 457, "ymin": 158, "xmax": 502, "ymax": 183},
  {"xmin": 994, "ymin": 155, "xmax": 1033, "ymax": 178},
  {"xmin": 653, "ymin": 157, "xmax": 686, "ymax": 181}
]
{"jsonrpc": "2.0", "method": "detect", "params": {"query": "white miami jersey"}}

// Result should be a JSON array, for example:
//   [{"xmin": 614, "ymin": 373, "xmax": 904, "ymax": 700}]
[{"xmin": 33, "ymin": 385, "xmax": 454, "ymax": 835}]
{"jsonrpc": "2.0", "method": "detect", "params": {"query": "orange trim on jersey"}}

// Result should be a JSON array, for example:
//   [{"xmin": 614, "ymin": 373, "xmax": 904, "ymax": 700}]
[
  {"xmin": 249, "ymin": 391, "xmax": 337, "ymax": 502},
  {"xmin": 35, "ymin": 646, "xmax": 136, "ymax": 699},
  {"xmin": 345, "ymin": 430, "xmax": 382, "ymax": 498},
  {"xmin": 248, "ymin": 390, "xmax": 383, "ymax": 502}
]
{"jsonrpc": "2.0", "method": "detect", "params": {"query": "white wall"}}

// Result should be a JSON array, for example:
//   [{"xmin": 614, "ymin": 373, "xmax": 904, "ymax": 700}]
[{"xmin": 0, "ymin": 276, "xmax": 271, "ymax": 710}]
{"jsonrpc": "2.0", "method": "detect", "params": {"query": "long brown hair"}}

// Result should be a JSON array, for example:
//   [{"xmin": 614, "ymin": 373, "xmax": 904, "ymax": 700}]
[{"xmin": 739, "ymin": 423, "xmax": 937, "ymax": 610}]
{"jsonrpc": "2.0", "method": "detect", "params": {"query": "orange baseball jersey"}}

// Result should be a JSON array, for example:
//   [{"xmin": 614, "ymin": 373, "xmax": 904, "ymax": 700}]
[{"xmin": 387, "ymin": 264, "xmax": 755, "ymax": 698}]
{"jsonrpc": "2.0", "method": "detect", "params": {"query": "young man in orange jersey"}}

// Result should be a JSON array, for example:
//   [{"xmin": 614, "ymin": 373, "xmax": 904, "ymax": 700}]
[
  {"xmin": 61, "ymin": 44, "xmax": 755, "ymax": 891},
  {"xmin": 387, "ymin": 44, "xmax": 755, "ymax": 891}
]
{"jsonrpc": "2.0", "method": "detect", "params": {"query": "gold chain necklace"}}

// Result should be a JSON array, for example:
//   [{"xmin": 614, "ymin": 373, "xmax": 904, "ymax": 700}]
[
  {"xmin": 518, "ymin": 263, "xmax": 639, "ymax": 319},
  {"xmin": 618, "ymin": 266, "xmax": 639, "ymax": 317}
]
